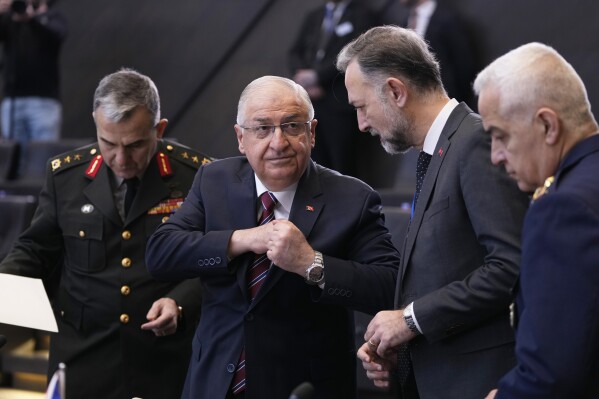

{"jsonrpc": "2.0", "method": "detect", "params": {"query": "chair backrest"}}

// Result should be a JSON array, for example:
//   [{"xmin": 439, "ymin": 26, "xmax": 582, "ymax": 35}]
[
  {"xmin": 0, "ymin": 140, "xmax": 20, "ymax": 182},
  {"xmin": 0, "ymin": 195, "xmax": 38, "ymax": 260}
]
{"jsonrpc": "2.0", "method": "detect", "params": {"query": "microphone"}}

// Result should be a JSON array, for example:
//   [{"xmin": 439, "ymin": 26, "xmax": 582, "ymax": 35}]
[
  {"xmin": 0, "ymin": 335, "xmax": 7, "ymax": 349},
  {"xmin": 289, "ymin": 381, "xmax": 314, "ymax": 399}
]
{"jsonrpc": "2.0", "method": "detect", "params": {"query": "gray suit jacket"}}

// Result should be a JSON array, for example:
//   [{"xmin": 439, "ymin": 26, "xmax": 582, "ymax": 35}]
[{"xmin": 397, "ymin": 103, "xmax": 529, "ymax": 398}]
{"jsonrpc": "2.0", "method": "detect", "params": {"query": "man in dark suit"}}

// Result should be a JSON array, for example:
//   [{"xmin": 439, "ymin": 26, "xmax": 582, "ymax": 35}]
[
  {"xmin": 475, "ymin": 42, "xmax": 599, "ymax": 399},
  {"xmin": 146, "ymin": 75, "xmax": 400, "ymax": 399},
  {"xmin": 336, "ymin": 26, "xmax": 529, "ymax": 398},
  {"xmin": 0, "ymin": 69, "xmax": 211, "ymax": 398},
  {"xmin": 398, "ymin": 0, "xmax": 477, "ymax": 107},
  {"xmin": 288, "ymin": 0, "xmax": 385, "ymax": 184}
]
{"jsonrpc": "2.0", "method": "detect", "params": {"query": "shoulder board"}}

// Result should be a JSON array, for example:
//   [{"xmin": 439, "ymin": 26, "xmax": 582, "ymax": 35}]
[
  {"xmin": 160, "ymin": 139, "xmax": 216, "ymax": 170},
  {"xmin": 531, "ymin": 175, "xmax": 555, "ymax": 203},
  {"xmin": 51, "ymin": 143, "xmax": 102, "ymax": 175}
]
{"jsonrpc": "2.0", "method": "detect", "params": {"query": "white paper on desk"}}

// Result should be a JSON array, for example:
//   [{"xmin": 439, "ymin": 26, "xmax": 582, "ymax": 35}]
[{"xmin": 0, "ymin": 274, "xmax": 58, "ymax": 332}]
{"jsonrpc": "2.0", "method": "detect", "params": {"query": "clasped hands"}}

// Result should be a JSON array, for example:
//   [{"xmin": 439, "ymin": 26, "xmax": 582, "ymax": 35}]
[
  {"xmin": 357, "ymin": 309, "xmax": 418, "ymax": 388},
  {"xmin": 229, "ymin": 219, "xmax": 315, "ymax": 276}
]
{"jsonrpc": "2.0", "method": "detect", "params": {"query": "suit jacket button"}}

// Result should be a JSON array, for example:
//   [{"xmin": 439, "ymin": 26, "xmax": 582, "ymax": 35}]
[
  {"xmin": 122, "ymin": 230, "xmax": 132, "ymax": 240},
  {"xmin": 120, "ymin": 314, "xmax": 130, "ymax": 324},
  {"xmin": 226, "ymin": 364, "xmax": 236, "ymax": 373},
  {"xmin": 79, "ymin": 230, "xmax": 86, "ymax": 238},
  {"xmin": 121, "ymin": 257, "xmax": 132, "ymax": 268}
]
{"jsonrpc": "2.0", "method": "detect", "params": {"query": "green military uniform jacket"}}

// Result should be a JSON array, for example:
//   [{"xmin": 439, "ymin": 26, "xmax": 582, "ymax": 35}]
[{"xmin": 0, "ymin": 139, "xmax": 212, "ymax": 399}]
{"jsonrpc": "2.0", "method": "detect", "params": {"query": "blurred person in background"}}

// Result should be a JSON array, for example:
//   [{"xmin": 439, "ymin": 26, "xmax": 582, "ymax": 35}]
[
  {"xmin": 289, "ymin": 0, "xmax": 384, "ymax": 184},
  {"xmin": 398, "ymin": 0, "xmax": 477, "ymax": 107},
  {"xmin": 0, "ymin": 0, "xmax": 67, "ymax": 173}
]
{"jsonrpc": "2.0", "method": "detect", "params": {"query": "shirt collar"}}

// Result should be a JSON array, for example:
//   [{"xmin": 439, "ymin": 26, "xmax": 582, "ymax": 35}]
[
  {"xmin": 422, "ymin": 98, "xmax": 458, "ymax": 155},
  {"xmin": 254, "ymin": 175, "xmax": 297, "ymax": 217}
]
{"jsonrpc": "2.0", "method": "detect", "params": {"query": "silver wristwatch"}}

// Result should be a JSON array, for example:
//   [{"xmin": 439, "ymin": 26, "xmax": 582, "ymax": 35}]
[
  {"xmin": 305, "ymin": 251, "xmax": 324, "ymax": 285},
  {"xmin": 403, "ymin": 303, "xmax": 421, "ymax": 335}
]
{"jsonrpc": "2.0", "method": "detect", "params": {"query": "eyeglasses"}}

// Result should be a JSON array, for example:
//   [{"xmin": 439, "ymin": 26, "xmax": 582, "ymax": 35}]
[{"xmin": 239, "ymin": 121, "xmax": 311, "ymax": 140}]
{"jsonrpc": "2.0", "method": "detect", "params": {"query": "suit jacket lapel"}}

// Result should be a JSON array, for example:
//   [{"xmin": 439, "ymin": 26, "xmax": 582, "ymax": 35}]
[
  {"xmin": 83, "ymin": 164, "xmax": 121, "ymax": 226},
  {"xmin": 400, "ymin": 103, "xmax": 469, "ymax": 282},
  {"xmin": 231, "ymin": 162, "xmax": 260, "ymax": 302}
]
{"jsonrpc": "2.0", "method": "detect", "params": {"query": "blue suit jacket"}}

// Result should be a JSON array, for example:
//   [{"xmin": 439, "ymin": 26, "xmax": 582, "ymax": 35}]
[
  {"xmin": 146, "ymin": 158, "xmax": 400, "ymax": 399},
  {"xmin": 398, "ymin": 103, "xmax": 529, "ymax": 398},
  {"xmin": 496, "ymin": 135, "xmax": 599, "ymax": 398}
]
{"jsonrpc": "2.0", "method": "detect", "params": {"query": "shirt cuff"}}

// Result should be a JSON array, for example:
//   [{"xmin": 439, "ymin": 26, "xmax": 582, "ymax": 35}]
[{"xmin": 405, "ymin": 302, "xmax": 423, "ymax": 334}]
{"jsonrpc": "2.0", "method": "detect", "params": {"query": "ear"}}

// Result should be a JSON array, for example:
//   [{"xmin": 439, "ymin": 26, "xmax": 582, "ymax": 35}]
[
  {"xmin": 234, "ymin": 124, "xmax": 246, "ymax": 154},
  {"xmin": 386, "ymin": 77, "xmax": 408, "ymax": 107},
  {"xmin": 309, "ymin": 119, "xmax": 317, "ymax": 148},
  {"xmin": 536, "ymin": 107, "xmax": 560, "ymax": 145},
  {"xmin": 155, "ymin": 118, "xmax": 168, "ymax": 139}
]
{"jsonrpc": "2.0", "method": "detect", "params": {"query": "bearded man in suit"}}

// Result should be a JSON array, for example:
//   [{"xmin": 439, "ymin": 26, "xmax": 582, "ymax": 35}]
[{"xmin": 336, "ymin": 25, "xmax": 529, "ymax": 399}]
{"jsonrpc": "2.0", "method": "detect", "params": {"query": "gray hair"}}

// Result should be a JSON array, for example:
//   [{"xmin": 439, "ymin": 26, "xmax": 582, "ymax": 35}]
[
  {"xmin": 93, "ymin": 68, "xmax": 161, "ymax": 126},
  {"xmin": 336, "ymin": 25, "xmax": 445, "ymax": 96},
  {"xmin": 473, "ymin": 42, "xmax": 595, "ymax": 129},
  {"xmin": 236, "ymin": 76, "xmax": 314, "ymax": 124}
]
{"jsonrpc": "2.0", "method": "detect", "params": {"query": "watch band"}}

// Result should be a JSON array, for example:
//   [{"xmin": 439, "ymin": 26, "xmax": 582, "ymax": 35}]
[
  {"xmin": 403, "ymin": 303, "xmax": 421, "ymax": 335},
  {"xmin": 305, "ymin": 251, "xmax": 324, "ymax": 285}
]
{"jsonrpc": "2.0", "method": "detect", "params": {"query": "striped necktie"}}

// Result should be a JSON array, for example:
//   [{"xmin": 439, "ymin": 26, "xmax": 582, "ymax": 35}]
[{"xmin": 230, "ymin": 191, "xmax": 278, "ymax": 395}]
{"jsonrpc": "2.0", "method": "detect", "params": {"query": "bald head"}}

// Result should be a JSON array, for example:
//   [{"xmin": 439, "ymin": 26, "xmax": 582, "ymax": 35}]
[{"xmin": 236, "ymin": 76, "xmax": 314, "ymax": 125}]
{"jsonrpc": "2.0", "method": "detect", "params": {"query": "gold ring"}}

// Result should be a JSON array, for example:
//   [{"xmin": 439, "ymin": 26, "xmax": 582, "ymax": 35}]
[{"xmin": 368, "ymin": 339, "xmax": 377, "ymax": 347}]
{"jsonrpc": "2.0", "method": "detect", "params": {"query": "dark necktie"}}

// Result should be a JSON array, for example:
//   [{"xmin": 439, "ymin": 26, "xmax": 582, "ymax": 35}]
[
  {"xmin": 323, "ymin": 3, "xmax": 335, "ymax": 33},
  {"xmin": 411, "ymin": 151, "xmax": 432, "ymax": 218},
  {"xmin": 316, "ymin": 3, "xmax": 337, "ymax": 62},
  {"xmin": 230, "ymin": 191, "xmax": 278, "ymax": 395},
  {"xmin": 124, "ymin": 177, "xmax": 139, "ymax": 217}
]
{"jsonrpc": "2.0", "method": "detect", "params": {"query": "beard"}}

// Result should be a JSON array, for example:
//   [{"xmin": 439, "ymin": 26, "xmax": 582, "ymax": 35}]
[{"xmin": 372, "ymin": 101, "xmax": 414, "ymax": 155}]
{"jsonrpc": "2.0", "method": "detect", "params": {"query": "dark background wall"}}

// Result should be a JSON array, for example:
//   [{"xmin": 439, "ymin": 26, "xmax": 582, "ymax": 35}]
[{"xmin": 13, "ymin": 0, "xmax": 599, "ymax": 186}]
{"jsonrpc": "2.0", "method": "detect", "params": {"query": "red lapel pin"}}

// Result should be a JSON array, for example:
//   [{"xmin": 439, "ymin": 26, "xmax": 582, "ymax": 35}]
[
  {"xmin": 438, "ymin": 148, "xmax": 444, "ymax": 157},
  {"xmin": 306, "ymin": 205, "xmax": 315, "ymax": 212}
]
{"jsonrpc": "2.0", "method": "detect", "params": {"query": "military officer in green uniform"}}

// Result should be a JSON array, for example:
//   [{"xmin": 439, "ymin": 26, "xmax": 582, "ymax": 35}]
[{"xmin": 0, "ymin": 68, "xmax": 212, "ymax": 399}]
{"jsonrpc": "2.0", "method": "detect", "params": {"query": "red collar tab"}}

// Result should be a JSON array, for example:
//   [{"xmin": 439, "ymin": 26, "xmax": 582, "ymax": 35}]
[
  {"xmin": 85, "ymin": 155, "xmax": 103, "ymax": 179},
  {"xmin": 157, "ymin": 152, "xmax": 173, "ymax": 177}
]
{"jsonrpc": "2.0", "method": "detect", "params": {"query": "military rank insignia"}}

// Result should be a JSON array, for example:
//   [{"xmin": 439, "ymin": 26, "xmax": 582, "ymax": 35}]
[
  {"xmin": 531, "ymin": 175, "xmax": 554, "ymax": 203},
  {"xmin": 156, "ymin": 152, "xmax": 173, "ymax": 177},
  {"xmin": 148, "ymin": 198, "xmax": 184, "ymax": 215}
]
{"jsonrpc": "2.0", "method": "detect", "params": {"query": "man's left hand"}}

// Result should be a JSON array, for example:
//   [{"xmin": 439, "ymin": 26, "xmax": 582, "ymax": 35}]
[
  {"xmin": 365, "ymin": 309, "xmax": 418, "ymax": 357},
  {"xmin": 141, "ymin": 297, "xmax": 180, "ymax": 337}
]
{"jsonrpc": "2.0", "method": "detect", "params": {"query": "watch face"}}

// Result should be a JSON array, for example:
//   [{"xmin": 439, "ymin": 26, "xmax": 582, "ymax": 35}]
[{"xmin": 309, "ymin": 267, "xmax": 323, "ymax": 281}]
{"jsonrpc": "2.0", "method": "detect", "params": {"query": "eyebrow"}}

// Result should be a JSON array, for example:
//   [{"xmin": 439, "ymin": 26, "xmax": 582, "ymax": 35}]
[{"xmin": 252, "ymin": 114, "xmax": 305, "ymax": 124}]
